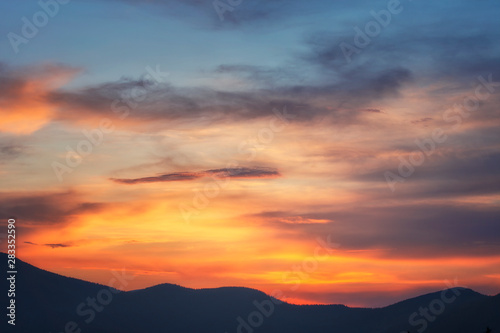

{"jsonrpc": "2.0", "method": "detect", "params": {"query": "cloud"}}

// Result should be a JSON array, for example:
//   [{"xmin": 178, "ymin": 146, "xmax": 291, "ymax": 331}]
[
  {"xmin": 111, "ymin": 172, "xmax": 202, "ymax": 184},
  {"xmin": 205, "ymin": 167, "xmax": 281, "ymax": 178},
  {"xmin": 252, "ymin": 211, "xmax": 332, "ymax": 224},
  {"xmin": 0, "ymin": 63, "xmax": 81, "ymax": 134},
  {"xmin": 47, "ymin": 77, "xmax": 318, "ymax": 126},
  {"xmin": 303, "ymin": 22, "xmax": 500, "ymax": 86},
  {"xmin": 111, "ymin": 167, "xmax": 280, "ymax": 184},
  {"xmin": 24, "ymin": 241, "xmax": 72, "ymax": 248},
  {"xmin": 363, "ymin": 109, "xmax": 383, "ymax": 113},
  {"xmin": 44, "ymin": 243, "xmax": 72, "ymax": 248},
  {"xmin": 107, "ymin": 0, "xmax": 310, "ymax": 29},
  {"xmin": 2, "ymin": 36, "xmax": 422, "ymax": 133},
  {"xmin": 44, "ymin": 64, "xmax": 413, "ymax": 130},
  {"xmin": 0, "ymin": 145, "xmax": 23, "ymax": 156},
  {"xmin": 253, "ymin": 203, "xmax": 500, "ymax": 259},
  {"xmin": 411, "ymin": 117, "xmax": 433, "ymax": 124},
  {"xmin": 0, "ymin": 191, "xmax": 106, "ymax": 226},
  {"xmin": 17, "ymin": 1, "xmax": 492, "ymax": 134},
  {"xmin": 353, "ymin": 134, "xmax": 500, "ymax": 200},
  {"xmin": 0, "ymin": 144, "xmax": 26, "ymax": 158}
]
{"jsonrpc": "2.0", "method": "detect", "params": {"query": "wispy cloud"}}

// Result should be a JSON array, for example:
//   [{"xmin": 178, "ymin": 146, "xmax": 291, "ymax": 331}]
[
  {"xmin": 25, "ymin": 241, "xmax": 72, "ymax": 248},
  {"xmin": 0, "ymin": 62, "xmax": 81, "ymax": 134},
  {"xmin": 0, "ymin": 191, "xmax": 106, "ymax": 226},
  {"xmin": 110, "ymin": 167, "xmax": 280, "ymax": 184}
]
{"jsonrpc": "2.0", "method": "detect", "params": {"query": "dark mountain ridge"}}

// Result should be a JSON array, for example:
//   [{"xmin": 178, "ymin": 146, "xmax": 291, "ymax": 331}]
[{"xmin": 1, "ymin": 253, "xmax": 498, "ymax": 333}]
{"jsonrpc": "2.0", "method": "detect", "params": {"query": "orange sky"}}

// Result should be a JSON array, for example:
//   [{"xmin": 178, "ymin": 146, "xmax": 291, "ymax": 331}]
[
  {"xmin": 1, "ymin": 0, "xmax": 500, "ymax": 307},
  {"xmin": 1, "ymin": 67, "xmax": 499, "ymax": 306}
]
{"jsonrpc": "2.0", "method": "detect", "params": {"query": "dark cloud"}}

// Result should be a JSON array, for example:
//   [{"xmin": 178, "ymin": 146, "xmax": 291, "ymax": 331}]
[
  {"xmin": 355, "ymin": 137, "xmax": 500, "ymax": 200},
  {"xmin": 111, "ymin": 172, "xmax": 202, "ymax": 184},
  {"xmin": 24, "ymin": 241, "xmax": 72, "ymax": 248},
  {"xmin": 253, "ymin": 203, "xmax": 500, "ymax": 259},
  {"xmin": 44, "ymin": 243, "xmax": 72, "ymax": 248},
  {"xmin": 107, "ymin": 0, "xmax": 308, "ymax": 29},
  {"xmin": 0, "ymin": 144, "xmax": 25, "ymax": 158},
  {"xmin": 363, "ymin": 109, "xmax": 383, "ymax": 113},
  {"xmin": 0, "ymin": 192, "xmax": 106, "ymax": 226},
  {"xmin": 62, "ymin": 1, "xmax": 498, "ymax": 130},
  {"xmin": 303, "ymin": 25, "xmax": 500, "ymax": 87},
  {"xmin": 0, "ymin": 68, "xmax": 25, "ymax": 102},
  {"xmin": 411, "ymin": 117, "xmax": 433, "ymax": 124},
  {"xmin": 111, "ymin": 167, "xmax": 280, "ymax": 184},
  {"xmin": 47, "ymin": 77, "xmax": 155, "ymax": 118},
  {"xmin": 39, "ymin": 5, "xmax": 497, "ymax": 128},
  {"xmin": 48, "ymin": 79, "xmax": 301, "ymax": 123},
  {"xmin": 206, "ymin": 167, "xmax": 280, "ymax": 178},
  {"xmin": 0, "ymin": 62, "xmax": 80, "ymax": 101},
  {"xmin": 46, "ymin": 65, "xmax": 411, "ymax": 128}
]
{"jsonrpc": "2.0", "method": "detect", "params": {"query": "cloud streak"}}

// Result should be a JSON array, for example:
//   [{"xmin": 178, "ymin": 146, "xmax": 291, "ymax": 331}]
[
  {"xmin": 25, "ymin": 241, "xmax": 72, "ymax": 248},
  {"xmin": 110, "ymin": 167, "xmax": 280, "ymax": 184},
  {"xmin": 0, "ymin": 191, "xmax": 106, "ymax": 226}
]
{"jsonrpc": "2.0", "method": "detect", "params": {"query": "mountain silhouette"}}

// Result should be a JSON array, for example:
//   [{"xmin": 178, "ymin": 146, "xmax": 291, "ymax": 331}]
[{"xmin": 1, "ymin": 253, "xmax": 498, "ymax": 333}]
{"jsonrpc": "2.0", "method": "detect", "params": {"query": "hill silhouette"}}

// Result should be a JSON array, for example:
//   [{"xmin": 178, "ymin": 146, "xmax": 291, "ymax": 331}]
[{"xmin": 1, "ymin": 253, "xmax": 498, "ymax": 332}]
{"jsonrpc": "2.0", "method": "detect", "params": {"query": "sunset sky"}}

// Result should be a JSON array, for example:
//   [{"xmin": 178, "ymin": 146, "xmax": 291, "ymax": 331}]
[{"xmin": 1, "ymin": 0, "xmax": 499, "ymax": 307}]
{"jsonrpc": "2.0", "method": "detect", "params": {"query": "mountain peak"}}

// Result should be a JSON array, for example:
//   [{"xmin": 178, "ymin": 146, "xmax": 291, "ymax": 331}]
[{"xmin": 2, "ymin": 254, "xmax": 499, "ymax": 333}]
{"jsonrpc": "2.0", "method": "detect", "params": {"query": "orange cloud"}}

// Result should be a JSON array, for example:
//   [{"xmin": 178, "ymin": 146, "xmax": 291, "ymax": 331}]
[{"xmin": 0, "ymin": 63, "xmax": 80, "ymax": 134}]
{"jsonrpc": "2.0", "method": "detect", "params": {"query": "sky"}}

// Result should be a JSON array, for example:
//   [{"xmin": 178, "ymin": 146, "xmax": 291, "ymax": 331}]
[{"xmin": 0, "ymin": 0, "xmax": 499, "ymax": 307}]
